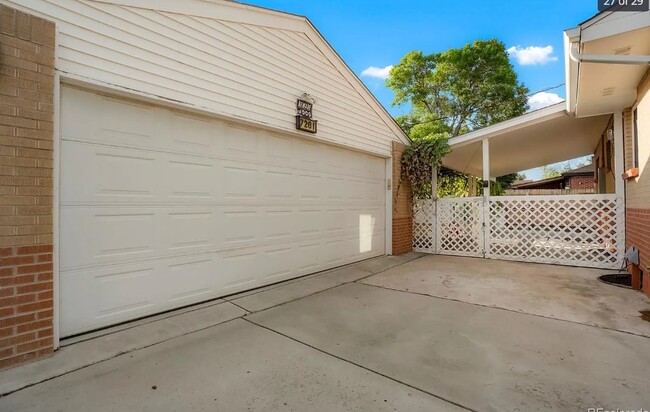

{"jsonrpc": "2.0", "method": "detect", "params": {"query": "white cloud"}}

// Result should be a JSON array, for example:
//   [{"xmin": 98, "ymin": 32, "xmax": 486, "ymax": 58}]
[
  {"xmin": 527, "ymin": 92, "xmax": 564, "ymax": 111},
  {"xmin": 507, "ymin": 45, "xmax": 558, "ymax": 65},
  {"xmin": 361, "ymin": 65, "xmax": 394, "ymax": 80}
]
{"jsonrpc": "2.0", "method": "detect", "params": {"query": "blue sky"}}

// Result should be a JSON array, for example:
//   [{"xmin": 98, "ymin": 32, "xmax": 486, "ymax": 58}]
[{"xmin": 245, "ymin": 0, "xmax": 601, "ymax": 179}]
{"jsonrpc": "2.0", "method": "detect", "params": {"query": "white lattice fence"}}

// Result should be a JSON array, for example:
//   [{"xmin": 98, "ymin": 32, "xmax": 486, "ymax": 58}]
[
  {"xmin": 436, "ymin": 197, "xmax": 484, "ymax": 257},
  {"xmin": 413, "ymin": 199, "xmax": 436, "ymax": 253},
  {"xmin": 487, "ymin": 195, "xmax": 624, "ymax": 269}
]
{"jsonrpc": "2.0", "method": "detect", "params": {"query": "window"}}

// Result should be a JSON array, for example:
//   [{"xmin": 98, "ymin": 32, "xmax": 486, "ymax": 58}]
[{"xmin": 633, "ymin": 108, "xmax": 639, "ymax": 169}]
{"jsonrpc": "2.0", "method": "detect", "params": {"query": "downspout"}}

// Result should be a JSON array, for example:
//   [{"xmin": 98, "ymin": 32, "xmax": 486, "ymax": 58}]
[
  {"xmin": 567, "ymin": 36, "xmax": 650, "ymax": 115},
  {"xmin": 568, "ymin": 41, "xmax": 650, "ymax": 65}
]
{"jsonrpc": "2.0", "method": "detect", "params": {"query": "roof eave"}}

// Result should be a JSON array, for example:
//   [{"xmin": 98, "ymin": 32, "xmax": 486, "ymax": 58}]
[{"xmin": 448, "ymin": 103, "xmax": 567, "ymax": 149}]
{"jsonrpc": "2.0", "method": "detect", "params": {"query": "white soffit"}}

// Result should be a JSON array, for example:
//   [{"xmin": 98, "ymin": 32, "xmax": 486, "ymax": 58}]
[
  {"xmin": 577, "ymin": 25, "xmax": 650, "ymax": 117},
  {"xmin": 443, "ymin": 104, "xmax": 611, "ymax": 177},
  {"xmin": 566, "ymin": 10, "xmax": 650, "ymax": 117}
]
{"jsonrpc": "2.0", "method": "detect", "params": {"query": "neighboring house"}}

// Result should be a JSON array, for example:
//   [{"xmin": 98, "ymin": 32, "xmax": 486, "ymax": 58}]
[
  {"xmin": 563, "ymin": 164, "xmax": 596, "ymax": 191},
  {"xmin": 509, "ymin": 164, "xmax": 595, "ymax": 193},
  {"xmin": 0, "ymin": 1, "xmax": 411, "ymax": 369},
  {"xmin": 442, "ymin": 9, "xmax": 650, "ymax": 296}
]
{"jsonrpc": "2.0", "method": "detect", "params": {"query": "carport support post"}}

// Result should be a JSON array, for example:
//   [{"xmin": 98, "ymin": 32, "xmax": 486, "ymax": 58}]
[
  {"xmin": 482, "ymin": 138, "xmax": 490, "ymax": 258},
  {"xmin": 482, "ymin": 139, "xmax": 490, "ymax": 197},
  {"xmin": 613, "ymin": 111, "xmax": 624, "ymax": 200},
  {"xmin": 613, "ymin": 111, "xmax": 625, "ymax": 264}
]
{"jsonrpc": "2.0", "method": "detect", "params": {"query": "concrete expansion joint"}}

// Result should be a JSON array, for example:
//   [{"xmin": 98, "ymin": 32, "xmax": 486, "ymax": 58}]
[
  {"xmin": 360, "ymin": 283, "xmax": 650, "ymax": 340},
  {"xmin": 242, "ymin": 317, "xmax": 478, "ymax": 412},
  {"xmin": 0, "ymin": 315, "xmax": 243, "ymax": 398}
]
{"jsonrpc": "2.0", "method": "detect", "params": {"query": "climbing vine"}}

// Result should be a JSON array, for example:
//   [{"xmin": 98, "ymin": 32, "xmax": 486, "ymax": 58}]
[{"xmin": 400, "ymin": 138, "xmax": 451, "ymax": 201}]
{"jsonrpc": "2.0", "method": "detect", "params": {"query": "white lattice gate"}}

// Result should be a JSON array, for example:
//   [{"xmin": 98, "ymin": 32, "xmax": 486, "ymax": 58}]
[
  {"xmin": 412, "ymin": 195, "xmax": 625, "ymax": 269},
  {"xmin": 436, "ymin": 197, "xmax": 484, "ymax": 257}
]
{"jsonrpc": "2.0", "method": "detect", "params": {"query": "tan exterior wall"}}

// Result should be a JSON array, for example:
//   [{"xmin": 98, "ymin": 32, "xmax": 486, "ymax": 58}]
[
  {"xmin": 625, "ymin": 69, "xmax": 650, "ymax": 296},
  {"xmin": 392, "ymin": 142, "xmax": 412, "ymax": 255},
  {"xmin": 0, "ymin": 5, "xmax": 55, "ymax": 370},
  {"xmin": 626, "ymin": 70, "xmax": 650, "ymax": 209},
  {"xmin": 593, "ymin": 116, "xmax": 616, "ymax": 194}
]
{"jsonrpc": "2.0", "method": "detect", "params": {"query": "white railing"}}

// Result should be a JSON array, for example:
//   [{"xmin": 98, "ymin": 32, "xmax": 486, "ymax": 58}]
[{"xmin": 413, "ymin": 194, "xmax": 625, "ymax": 269}]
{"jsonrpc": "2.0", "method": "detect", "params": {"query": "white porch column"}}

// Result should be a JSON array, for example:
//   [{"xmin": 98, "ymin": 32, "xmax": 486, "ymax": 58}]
[
  {"xmin": 482, "ymin": 138, "xmax": 490, "ymax": 197},
  {"xmin": 613, "ymin": 111, "xmax": 625, "ymax": 200},
  {"xmin": 482, "ymin": 138, "xmax": 490, "ymax": 257}
]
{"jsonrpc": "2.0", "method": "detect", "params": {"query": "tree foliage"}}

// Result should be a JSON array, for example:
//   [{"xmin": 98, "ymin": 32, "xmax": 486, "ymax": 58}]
[
  {"xmin": 400, "ymin": 138, "xmax": 451, "ymax": 200},
  {"xmin": 388, "ymin": 39, "xmax": 529, "ymax": 137},
  {"xmin": 391, "ymin": 39, "xmax": 530, "ymax": 199}
]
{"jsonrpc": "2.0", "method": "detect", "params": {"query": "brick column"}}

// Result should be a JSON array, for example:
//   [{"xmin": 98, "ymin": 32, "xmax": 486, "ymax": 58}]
[
  {"xmin": 0, "ymin": 5, "xmax": 55, "ymax": 370},
  {"xmin": 392, "ymin": 142, "xmax": 413, "ymax": 255}
]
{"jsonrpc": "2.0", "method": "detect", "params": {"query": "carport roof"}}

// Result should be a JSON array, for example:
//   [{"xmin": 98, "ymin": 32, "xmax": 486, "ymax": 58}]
[{"xmin": 442, "ymin": 103, "xmax": 611, "ymax": 178}]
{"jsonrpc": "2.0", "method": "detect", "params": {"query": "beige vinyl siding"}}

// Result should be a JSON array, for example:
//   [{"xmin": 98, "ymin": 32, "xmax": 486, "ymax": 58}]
[{"xmin": 9, "ymin": 0, "xmax": 399, "ymax": 157}]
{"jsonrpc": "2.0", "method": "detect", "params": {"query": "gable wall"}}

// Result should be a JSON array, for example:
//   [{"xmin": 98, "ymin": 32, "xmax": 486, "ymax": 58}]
[{"xmin": 5, "ymin": 0, "xmax": 401, "ymax": 157}]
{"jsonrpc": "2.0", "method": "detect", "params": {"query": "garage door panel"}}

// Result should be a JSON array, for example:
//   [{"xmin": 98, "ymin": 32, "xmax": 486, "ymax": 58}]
[
  {"xmin": 222, "ymin": 163, "xmax": 260, "ymax": 200},
  {"xmin": 167, "ymin": 157, "xmax": 217, "ymax": 200},
  {"xmin": 169, "ymin": 113, "xmax": 213, "ymax": 152},
  {"xmin": 296, "ymin": 140, "xmax": 323, "ymax": 170},
  {"xmin": 263, "ymin": 168, "xmax": 295, "ymax": 200},
  {"xmin": 263, "ymin": 209, "xmax": 296, "ymax": 241},
  {"xmin": 296, "ymin": 242, "xmax": 321, "ymax": 272},
  {"xmin": 60, "ymin": 207, "xmax": 158, "ymax": 270},
  {"xmin": 261, "ymin": 245, "xmax": 295, "ymax": 281},
  {"xmin": 219, "ymin": 250, "xmax": 259, "ymax": 292},
  {"xmin": 164, "ymin": 257, "xmax": 215, "ymax": 305},
  {"xmin": 297, "ymin": 174, "xmax": 322, "ymax": 201},
  {"xmin": 60, "ymin": 263, "xmax": 158, "ymax": 336},
  {"xmin": 265, "ymin": 134, "xmax": 294, "ymax": 164},
  {"xmin": 221, "ymin": 209, "xmax": 260, "ymax": 246},
  {"xmin": 60, "ymin": 142, "xmax": 158, "ymax": 204},
  {"xmin": 100, "ymin": 97, "xmax": 156, "ymax": 144},
  {"xmin": 60, "ymin": 86, "xmax": 386, "ymax": 336},
  {"xmin": 297, "ymin": 209, "xmax": 322, "ymax": 236},
  {"xmin": 225, "ymin": 125, "xmax": 260, "ymax": 161},
  {"xmin": 165, "ymin": 211, "xmax": 213, "ymax": 252}
]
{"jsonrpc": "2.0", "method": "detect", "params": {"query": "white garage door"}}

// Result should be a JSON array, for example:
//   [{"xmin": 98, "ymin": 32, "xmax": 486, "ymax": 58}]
[{"xmin": 59, "ymin": 86, "xmax": 386, "ymax": 337}]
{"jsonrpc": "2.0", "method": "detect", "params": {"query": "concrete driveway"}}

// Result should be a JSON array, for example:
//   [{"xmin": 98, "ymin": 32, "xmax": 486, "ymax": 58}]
[{"xmin": 2, "ymin": 254, "xmax": 650, "ymax": 411}]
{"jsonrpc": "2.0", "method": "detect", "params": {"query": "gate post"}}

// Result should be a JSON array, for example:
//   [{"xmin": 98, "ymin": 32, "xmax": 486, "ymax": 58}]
[
  {"xmin": 431, "ymin": 165, "xmax": 438, "ymax": 253},
  {"xmin": 482, "ymin": 139, "xmax": 490, "ymax": 258}
]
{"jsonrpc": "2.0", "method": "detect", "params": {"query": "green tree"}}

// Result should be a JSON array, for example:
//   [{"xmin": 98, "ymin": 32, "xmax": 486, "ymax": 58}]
[
  {"xmin": 390, "ymin": 39, "xmax": 529, "ymax": 198},
  {"xmin": 541, "ymin": 162, "xmax": 576, "ymax": 179},
  {"xmin": 388, "ymin": 39, "xmax": 529, "ymax": 137},
  {"xmin": 541, "ymin": 165, "xmax": 562, "ymax": 179}
]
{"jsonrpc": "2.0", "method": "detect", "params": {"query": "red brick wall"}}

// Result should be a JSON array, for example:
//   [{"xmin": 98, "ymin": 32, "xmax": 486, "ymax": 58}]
[
  {"xmin": 0, "ymin": 5, "xmax": 55, "ymax": 370},
  {"xmin": 569, "ymin": 176, "xmax": 594, "ymax": 190},
  {"xmin": 392, "ymin": 142, "xmax": 413, "ymax": 255},
  {"xmin": 626, "ymin": 208, "xmax": 650, "ymax": 295},
  {"xmin": 392, "ymin": 217, "xmax": 413, "ymax": 255}
]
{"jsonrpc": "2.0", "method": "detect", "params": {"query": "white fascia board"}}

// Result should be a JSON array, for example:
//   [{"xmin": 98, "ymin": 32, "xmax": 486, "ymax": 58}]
[
  {"xmin": 302, "ymin": 20, "xmax": 410, "ymax": 146},
  {"xmin": 580, "ymin": 10, "xmax": 650, "ymax": 42},
  {"xmin": 447, "ymin": 103, "xmax": 567, "ymax": 149},
  {"xmin": 88, "ymin": 0, "xmax": 307, "ymax": 31}
]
